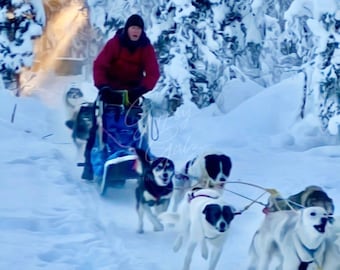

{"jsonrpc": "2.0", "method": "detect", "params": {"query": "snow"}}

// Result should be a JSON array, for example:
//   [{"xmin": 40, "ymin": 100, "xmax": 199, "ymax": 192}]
[
  {"xmin": 0, "ymin": 68, "xmax": 339, "ymax": 270},
  {"xmin": 0, "ymin": 1, "xmax": 339, "ymax": 269}
]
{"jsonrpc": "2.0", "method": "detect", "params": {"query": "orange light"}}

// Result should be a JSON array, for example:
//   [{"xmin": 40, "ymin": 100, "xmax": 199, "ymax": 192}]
[{"xmin": 21, "ymin": 2, "xmax": 87, "ymax": 96}]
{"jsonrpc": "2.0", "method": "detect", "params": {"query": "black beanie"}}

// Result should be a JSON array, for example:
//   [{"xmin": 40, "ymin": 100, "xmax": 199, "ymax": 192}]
[{"xmin": 125, "ymin": 14, "xmax": 144, "ymax": 31}]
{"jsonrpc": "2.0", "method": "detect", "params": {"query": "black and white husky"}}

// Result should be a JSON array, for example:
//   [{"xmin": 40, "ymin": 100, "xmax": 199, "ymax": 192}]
[
  {"xmin": 134, "ymin": 148, "xmax": 175, "ymax": 233},
  {"xmin": 160, "ymin": 188, "xmax": 236, "ymax": 270},
  {"xmin": 172, "ymin": 151, "xmax": 232, "ymax": 212}
]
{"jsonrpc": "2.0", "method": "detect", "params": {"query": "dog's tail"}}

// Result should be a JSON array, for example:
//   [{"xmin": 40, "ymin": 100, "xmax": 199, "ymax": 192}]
[{"xmin": 158, "ymin": 212, "xmax": 180, "ymax": 226}]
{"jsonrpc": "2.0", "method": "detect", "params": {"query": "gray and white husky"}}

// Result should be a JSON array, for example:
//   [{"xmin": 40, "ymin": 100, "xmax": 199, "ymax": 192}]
[{"xmin": 64, "ymin": 85, "xmax": 94, "ymax": 150}]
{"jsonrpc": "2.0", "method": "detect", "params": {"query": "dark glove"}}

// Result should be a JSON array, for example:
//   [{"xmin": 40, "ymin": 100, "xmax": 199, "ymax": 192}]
[
  {"xmin": 98, "ymin": 85, "xmax": 112, "ymax": 98},
  {"xmin": 98, "ymin": 86, "xmax": 123, "ymax": 104},
  {"xmin": 128, "ymin": 86, "xmax": 147, "ymax": 103}
]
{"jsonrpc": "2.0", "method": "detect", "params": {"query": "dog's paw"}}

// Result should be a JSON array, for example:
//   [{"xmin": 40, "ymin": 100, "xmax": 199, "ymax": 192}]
[
  {"xmin": 137, "ymin": 228, "xmax": 144, "ymax": 234},
  {"xmin": 158, "ymin": 212, "xmax": 180, "ymax": 225},
  {"xmin": 201, "ymin": 239, "xmax": 208, "ymax": 260},
  {"xmin": 153, "ymin": 224, "xmax": 164, "ymax": 232},
  {"xmin": 65, "ymin": 119, "xmax": 74, "ymax": 129}
]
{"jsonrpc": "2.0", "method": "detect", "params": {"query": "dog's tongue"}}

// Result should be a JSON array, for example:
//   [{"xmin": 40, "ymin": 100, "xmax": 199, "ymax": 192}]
[{"xmin": 262, "ymin": 207, "xmax": 270, "ymax": 215}]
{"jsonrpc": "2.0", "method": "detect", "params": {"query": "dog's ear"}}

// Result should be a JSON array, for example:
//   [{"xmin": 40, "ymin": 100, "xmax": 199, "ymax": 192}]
[
  {"xmin": 203, "ymin": 203, "xmax": 219, "ymax": 212},
  {"xmin": 65, "ymin": 120, "xmax": 74, "ymax": 130},
  {"xmin": 161, "ymin": 158, "xmax": 175, "ymax": 172},
  {"xmin": 220, "ymin": 155, "xmax": 232, "ymax": 176},
  {"xmin": 203, "ymin": 204, "xmax": 221, "ymax": 225},
  {"xmin": 205, "ymin": 155, "xmax": 220, "ymax": 180},
  {"xmin": 222, "ymin": 205, "xmax": 235, "ymax": 224}
]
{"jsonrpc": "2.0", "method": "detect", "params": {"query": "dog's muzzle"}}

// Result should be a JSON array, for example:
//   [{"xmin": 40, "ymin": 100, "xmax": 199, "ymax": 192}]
[
  {"xmin": 211, "ymin": 175, "xmax": 228, "ymax": 189},
  {"xmin": 159, "ymin": 174, "xmax": 170, "ymax": 183},
  {"xmin": 211, "ymin": 182, "xmax": 225, "ymax": 189},
  {"xmin": 219, "ymin": 177, "xmax": 227, "ymax": 183},
  {"xmin": 314, "ymin": 217, "xmax": 328, "ymax": 233},
  {"xmin": 217, "ymin": 221, "xmax": 227, "ymax": 232}
]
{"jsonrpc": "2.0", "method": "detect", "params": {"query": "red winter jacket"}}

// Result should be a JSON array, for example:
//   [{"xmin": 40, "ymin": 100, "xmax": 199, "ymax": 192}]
[{"xmin": 93, "ymin": 29, "xmax": 160, "ymax": 95}]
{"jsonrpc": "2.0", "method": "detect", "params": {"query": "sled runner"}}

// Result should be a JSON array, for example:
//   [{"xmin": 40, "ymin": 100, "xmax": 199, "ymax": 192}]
[{"xmin": 90, "ymin": 90, "xmax": 149, "ymax": 195}]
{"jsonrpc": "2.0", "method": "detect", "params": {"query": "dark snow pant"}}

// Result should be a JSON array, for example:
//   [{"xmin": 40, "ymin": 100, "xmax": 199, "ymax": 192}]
[{"xmin": 81, "ymin": 106, "xmax": 98, "ymax": 180}]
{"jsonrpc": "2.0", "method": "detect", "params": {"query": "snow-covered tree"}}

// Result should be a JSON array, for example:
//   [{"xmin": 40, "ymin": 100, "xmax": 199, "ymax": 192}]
[
  {"xmin": 312, "ymin": 23, "xmax": 340, "ymax": 133},
  {"xmin": 286, "ymin": 0, "xmax": 340, "ymax": 135},
  {"xmin": 0, "ymin": 0, "xmax": 44, "ymax": 93},
  {"xmin": 83, "ymin": 0, "xmax": 340, "ymax": 137}
]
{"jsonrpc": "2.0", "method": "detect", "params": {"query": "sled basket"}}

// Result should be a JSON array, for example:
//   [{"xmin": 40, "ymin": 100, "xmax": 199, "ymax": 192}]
[
  {"xmin": 99, "ymin": 149, "xmax": 141, "ymax": 195},
  {"xmin": 90, "ymin": 95, "xmax": 150, "ymax": 193}
]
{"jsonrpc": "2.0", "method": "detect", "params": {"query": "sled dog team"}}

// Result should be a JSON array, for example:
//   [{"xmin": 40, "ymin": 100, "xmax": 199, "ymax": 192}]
[
  {"xmin": 62, "ymin": 13, "xmax": 339, "ymax": 268},
  {"xmin": 64, "ymin": 81, "xmax": 339, "ymax": 270},
  {"xmin": 133, "ymin": 149, "xmax": 340, "ymax": 270}
]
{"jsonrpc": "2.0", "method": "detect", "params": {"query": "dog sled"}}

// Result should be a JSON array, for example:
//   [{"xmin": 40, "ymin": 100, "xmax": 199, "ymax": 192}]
[{"xmin": 80, "ymin": 90, "xmax": 150, "ymax": 195}]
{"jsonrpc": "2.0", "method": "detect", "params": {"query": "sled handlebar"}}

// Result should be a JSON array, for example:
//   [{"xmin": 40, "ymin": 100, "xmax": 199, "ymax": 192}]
[{"xmin": 99, "ymin": 89, "xmax": 130, "ymax": 107}]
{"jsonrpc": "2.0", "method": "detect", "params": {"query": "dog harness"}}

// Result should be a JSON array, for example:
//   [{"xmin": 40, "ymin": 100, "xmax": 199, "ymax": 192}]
[
  {"xmin": 142, "ymin": 175, "xmax": 173, "ymax": 206},
  {"xmin": 298, "ymin": 262, "xmax": 323, "ymax": 270},
  {"xmin": 298, "ymin": 261, "xmax": 313, "ymax": 270},
  {"xmin": 187, "ymin": 187, "xmax": 220, "ymax": 203}
]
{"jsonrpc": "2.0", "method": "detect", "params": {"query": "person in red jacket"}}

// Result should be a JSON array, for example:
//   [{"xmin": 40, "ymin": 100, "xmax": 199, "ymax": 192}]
[
  {"xmin": 81, "ymin": 14, "xmax": 160, "ymax": 180},
  {"xmin": 94, "ymin": 14, "xmax": 160, "ymax": 103}
]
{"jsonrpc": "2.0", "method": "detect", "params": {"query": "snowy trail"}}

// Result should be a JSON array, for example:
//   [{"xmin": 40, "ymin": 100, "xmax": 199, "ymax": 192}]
[
  {"xmin": 0, "ymin": 129, "xmax": 167, "ymax": 269},
  {"xmin": 0, "ymin": 75, "xmax": 184, "ymax": 269},
  {"xmin": 1, "ymin": 74, "xmax": 339, "ymax": 269},
  {"xmin": 0, "ymin": 118, "xmax": 187, "ymax": 269},
  {"xmin": 0, "ymin": 128, "xmax": 120, "ymax": 269},
  {"xmin": 0, "ymin": 85, "xmax": 163, "ymax": 269}
]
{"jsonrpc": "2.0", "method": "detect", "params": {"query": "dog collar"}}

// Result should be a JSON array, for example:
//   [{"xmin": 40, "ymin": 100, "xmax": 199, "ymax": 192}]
[{"xmin": 204, "ymin": 233, "xmax": 222, "ymax": 240}]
